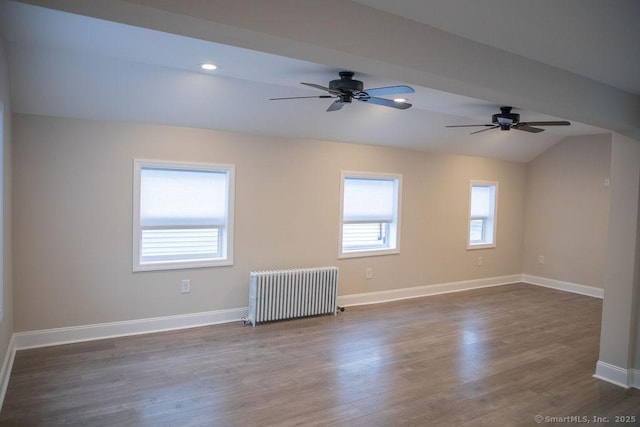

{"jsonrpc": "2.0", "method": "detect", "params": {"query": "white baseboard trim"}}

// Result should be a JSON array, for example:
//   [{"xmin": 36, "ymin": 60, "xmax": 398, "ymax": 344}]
[
  {"xmin": 8, "ymin": 273, "xmax": 605, "ymax": 351},
  {"xmin": 337, "ymin": 274, "xmax": 522, "ymax": 307},
  {"xmin": 522, "ymin": 274, "xmax": 603, "ymax": 299},
  {"xmin": 593, "ymin": 360, "xmax": 631, "ymax": 388},
  {"xmin": 0, "ymin": 335, "xmax": 15, "ymax": 410},
  {"xmin": 13, "ymin": 307, "xmax": 247, "ymax": 350}
]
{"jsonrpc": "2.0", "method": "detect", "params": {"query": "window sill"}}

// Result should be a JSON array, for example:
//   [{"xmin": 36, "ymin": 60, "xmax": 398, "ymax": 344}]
[
  {"xmin": 467, "ymin": 243, "xmax": 496, "ymax": 250},
  {"xmin": 339, "ymin": 248, "xmax": 399, "ymax": 259},
  {"xmin": 133, "ymin": 258, "xmax": 233, "ymax": 272}
]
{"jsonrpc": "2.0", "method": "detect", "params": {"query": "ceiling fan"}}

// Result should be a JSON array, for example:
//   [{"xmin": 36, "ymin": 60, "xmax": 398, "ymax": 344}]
[
  {"xmin": 446, "ymin": 106, "xmax": 571, "ymax": 134},
  {"xmin": 270, "ymin": 71, "xmax": 414, "ymax": 112}
]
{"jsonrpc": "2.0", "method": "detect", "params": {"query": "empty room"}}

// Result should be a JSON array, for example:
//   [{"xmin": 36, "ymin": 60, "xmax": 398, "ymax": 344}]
[{"xmin": 0, "ymin": 0, "xmax": 638, "ymax": 425}]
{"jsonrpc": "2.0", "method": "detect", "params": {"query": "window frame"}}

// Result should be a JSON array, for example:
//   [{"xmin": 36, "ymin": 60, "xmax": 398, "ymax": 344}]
[
  {"xmin": 339, "ymin": 171, "xmax": 402, "ymax": 259},
  {"xmin": 132, "ymin": 159, "xmax": 235, "ymax": 272},
  {"xmin": 467, "ymin": 180, "xmax": 498, "ymax": 250}
]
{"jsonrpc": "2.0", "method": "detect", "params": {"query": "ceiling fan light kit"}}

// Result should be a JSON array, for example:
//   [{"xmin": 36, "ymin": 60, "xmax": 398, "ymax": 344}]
[
  {"xmin": 270, "ymin": 71, "xmax": 414, "ymax": 112},
  {"xmin": 446, "ymin": 106, "xmax": 571, "ymax": 134}
]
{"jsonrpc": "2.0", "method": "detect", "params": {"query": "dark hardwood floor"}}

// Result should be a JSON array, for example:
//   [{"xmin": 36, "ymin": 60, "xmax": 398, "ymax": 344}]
[{"xmin": 1, "ymin": 283, "xmax": 639, "ymax": 426}]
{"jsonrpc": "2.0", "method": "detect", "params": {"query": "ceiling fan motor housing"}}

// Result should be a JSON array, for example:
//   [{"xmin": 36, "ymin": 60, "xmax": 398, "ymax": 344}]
[
  {"xmin": 329, "ymin": 71, "xmax": 364, "ymax": 93},
  {"xmin": 492, "ymin": 106, "xmax": 520, "ymax": 130}
]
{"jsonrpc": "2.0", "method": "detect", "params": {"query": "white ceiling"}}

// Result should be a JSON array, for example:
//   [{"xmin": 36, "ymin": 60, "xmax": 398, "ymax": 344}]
[
  {"xmin": 353, "ymin": 0, "xmax": 640, "ymax": 95},
  {"xmin": 0, "ymin": 0, "xmax": 635, "ymax": 162}
]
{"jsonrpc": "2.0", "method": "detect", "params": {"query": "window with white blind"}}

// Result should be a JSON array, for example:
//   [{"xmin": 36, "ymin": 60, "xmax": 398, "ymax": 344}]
[
  {"xmin": 340, "ymin": 172, "xmax": 401, "ymax": 258},
  {"xmin": 468, "ymin": 181, "xmax": 497, "ymax": 249},
  {"xmin": 133, "ymin": 160, "xmax": 234, "ymax": 271}
]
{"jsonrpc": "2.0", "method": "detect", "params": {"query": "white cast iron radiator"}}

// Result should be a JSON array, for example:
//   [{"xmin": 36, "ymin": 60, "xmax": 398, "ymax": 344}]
[{"xmin": 247, "ymin": 266, "xmax": 339, "ymax": 326}]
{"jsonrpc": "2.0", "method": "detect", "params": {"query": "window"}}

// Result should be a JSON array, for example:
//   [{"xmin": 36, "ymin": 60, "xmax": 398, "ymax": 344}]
[
  {"xmin": 133, "ymin": 160, "xmax": 234, "ymax": 271},
  {"xmin": 340, "ymin": 172, "xmax": 401, "ymax": 258},
  {"xmin": 468, "ymin": 181, "xmax": 498, "ymax": 249}
]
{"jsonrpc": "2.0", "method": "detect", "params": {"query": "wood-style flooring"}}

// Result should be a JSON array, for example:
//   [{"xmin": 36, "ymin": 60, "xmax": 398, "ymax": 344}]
[{"xmin": 1, "ymin": 283, "xmax": 639, "ymax": 426}]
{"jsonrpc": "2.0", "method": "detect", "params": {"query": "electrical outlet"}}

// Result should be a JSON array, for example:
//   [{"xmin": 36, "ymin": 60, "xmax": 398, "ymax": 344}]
[
  {"xmin": 181, "ymin": 279, "xmax": 191, "ymax": 294},
  {"xmin": 366, "ymin": 267, "xmax": 373, "ymax": 279},
  {"xmin": 538, "ymin": 255, "xmax": 545, "ymax": 264},
  {"xmin": 477, "ymin": 256, "xmax": 483, "ymax": 266}
]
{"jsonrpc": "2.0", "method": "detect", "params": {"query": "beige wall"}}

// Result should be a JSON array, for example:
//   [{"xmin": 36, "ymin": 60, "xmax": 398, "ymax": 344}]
[
  {"xmin": 523, "ymin": 134, "xmax": 611, "ymax": 288},
  {"xmin": 12, "ymin": 114, "xmax": 526, "ymax": 332},
  {"xmin": 0, "ymin": 37, "xmax": 13, "ymax": 367}
]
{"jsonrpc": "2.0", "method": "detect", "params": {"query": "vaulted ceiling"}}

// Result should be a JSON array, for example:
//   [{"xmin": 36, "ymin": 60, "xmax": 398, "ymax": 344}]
[{"xmin": 1, "ymin": 0, "xmax": 638, "ymax": 162}]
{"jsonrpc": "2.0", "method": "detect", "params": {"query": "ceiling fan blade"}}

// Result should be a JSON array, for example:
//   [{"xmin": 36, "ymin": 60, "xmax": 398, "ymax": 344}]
[
  {"xmin": 363, "ymin": 85, "xmax": 415, "ymax": 97},
  {"xmin": 326, "ymin": 100, "xmax": 345, "ymax": 112},
  {"xmin": 301, "ymin": 82, "xmax": 342, "ymax": 96},
  {"xmin": 359, "ymin": 96, "xmax": 412, "ymax": 109},
  {"xmin": 445, "ymin": 124, "xmax": 494, "ymax": 128},
  {"xmin": 514, "ymin": 125, "xmax": 544, "ymax": 133},
  {"xmin": 521, "ymin": 121, "xmax": 571, "ymax": 127},
  {"xmin": 470, "ymin": 125, "xmax": 500, "ymax": 135},
  {"xmin": 269, "ymin": 95, "xmax": 335, "ymax": 100}
]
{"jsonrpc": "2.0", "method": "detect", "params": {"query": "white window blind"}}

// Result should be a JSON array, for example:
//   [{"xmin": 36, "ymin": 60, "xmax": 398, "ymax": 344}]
[
  {"xmin": 470, "ymin": 185, "xmax": 492, "ymax": 219},
  {"xmin": 133, "ymin": 160, "xmax": 234, "ymax": 271},
  {"xmin": 340, "ymin": 173, "xmax": 401, "ymax": 257},
  {"xmin": 343, "ymin": 178, "xmax": 395, "ymax": 223},
  {"xmin": 140, "ymin": 168, "xmax": 227, "ymax": 228},
  {"xmin": 468, "ymin": 182, "xmax": 497, "ymax": 248}
]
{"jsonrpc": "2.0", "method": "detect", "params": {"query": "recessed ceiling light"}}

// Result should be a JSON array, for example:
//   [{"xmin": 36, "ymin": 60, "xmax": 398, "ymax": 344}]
[
  {"xmin": 200, "ymin": 63, "xmax": 217, "ymax": 71},
  {"xmin": 394, "ymin": 98, "xmax": 407, "ymax": 103}
]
